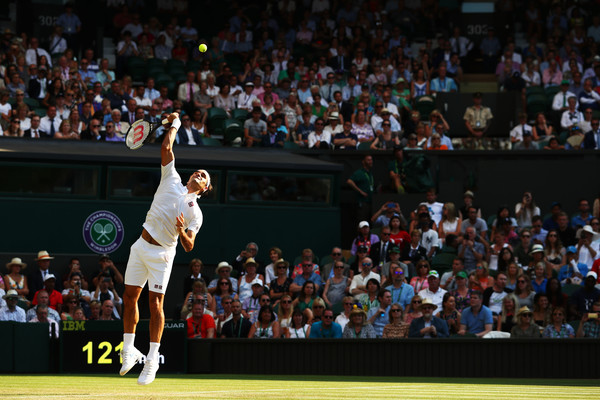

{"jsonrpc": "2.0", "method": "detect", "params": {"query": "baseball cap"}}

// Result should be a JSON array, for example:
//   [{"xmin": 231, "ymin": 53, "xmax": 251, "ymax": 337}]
[
  {"xmin": 586, "ymin": 271, "xmax": 598, "ymax": 280},
  {"xmin": 566, "ymin": 246, "xmax": 577, "ymax": 254},
  {"xmin": 358, "ymin": 221, "xmax": 369, "ymax": 229},
  {"xmin": 428, "ymin": 270, "xmax": 440, "ymax": 279},
  {"xmin": 251, "ymin": 278, "xmax": 264, "ymax": 287},
  {"xmin": 456, "ymin": 271, "xmax": 468, "ymax": 279},
  {"xmin": 561, "ymin": 79, "xmax": 570, "ymax": 85},
  {"xmin": 389, "ymin": 246, "xmax": 401, "ymax": 254},
  {"xmin": 44, "ymin": 273, "xmax": 56, "ymax": 282}
]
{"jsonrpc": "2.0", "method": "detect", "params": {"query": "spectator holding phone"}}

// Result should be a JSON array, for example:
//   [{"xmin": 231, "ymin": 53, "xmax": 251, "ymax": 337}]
[{"xmin": 576, "ymin": 301, "xmax": 600, "ymax": 338}]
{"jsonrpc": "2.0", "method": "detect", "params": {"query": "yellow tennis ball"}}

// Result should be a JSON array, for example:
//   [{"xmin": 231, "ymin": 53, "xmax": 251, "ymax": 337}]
[{"xmin": 199, "ymin": 44, "xmax": 207, "ymax": 52}]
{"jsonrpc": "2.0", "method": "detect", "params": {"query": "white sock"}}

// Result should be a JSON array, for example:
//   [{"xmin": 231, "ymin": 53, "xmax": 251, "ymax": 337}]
[
  {"xmin": 147, "ymin": 342, "xmax": 160, "ymax": 361},
  {"xmin": 123, "ymin": 333, "xmax": 135, "ymax": 351}
]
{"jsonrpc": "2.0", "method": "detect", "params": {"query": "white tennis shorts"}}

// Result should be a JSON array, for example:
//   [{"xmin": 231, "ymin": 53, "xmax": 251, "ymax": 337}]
[{"xmin": 124, "ymin": 237, "xmax": 176, "ymax": 294}]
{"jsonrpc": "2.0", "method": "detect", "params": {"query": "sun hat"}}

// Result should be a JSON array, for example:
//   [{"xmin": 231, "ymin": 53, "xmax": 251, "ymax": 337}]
[
  {"xmin": 216, "ymin": 261, "xmax": 233, "ymax": 274},
  {"xmin": 6, "ymin": 257, "xmax": 26, "ymax": 270},
  {"xmin": 36, "ymin": 251, "xmax": 54, "ymax": 261},
  {"xmin": 418, "ymin": 298, "xmax": 437, "ymax": 311}
]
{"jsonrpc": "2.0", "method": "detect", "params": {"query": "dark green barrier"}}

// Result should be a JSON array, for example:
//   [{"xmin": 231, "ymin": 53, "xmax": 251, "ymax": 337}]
[
  {"xmin": 0, "ymin": 321, "xmax": 50, "ymax": 373},
  {"xmin": 188, "ymin": 339, "xmax": 600, "ymax": 379},
  {"xmin": 0, "ymin": 322, "xmax": 15, "ymax": 372}
]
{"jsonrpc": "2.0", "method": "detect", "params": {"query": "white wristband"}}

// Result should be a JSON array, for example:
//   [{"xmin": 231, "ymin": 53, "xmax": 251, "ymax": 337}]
[{"xmin": 171, "ymin": 118, "xmax": 181, "ymax": 130}]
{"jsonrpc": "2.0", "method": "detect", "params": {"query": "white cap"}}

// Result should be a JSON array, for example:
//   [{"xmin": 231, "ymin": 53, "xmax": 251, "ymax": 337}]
[{"xmin": 358, "ymin": 221, "xmax": 369, "ymax": 229}]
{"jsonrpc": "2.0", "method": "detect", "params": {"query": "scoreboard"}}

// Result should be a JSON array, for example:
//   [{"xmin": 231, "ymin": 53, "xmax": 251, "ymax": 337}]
[{"xmin": 60, "ymin": 320, "xmax": 187, "ymax": 373}]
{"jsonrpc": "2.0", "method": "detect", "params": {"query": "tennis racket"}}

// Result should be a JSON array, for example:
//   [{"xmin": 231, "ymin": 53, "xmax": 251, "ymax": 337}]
[{"xmin": 125, "ymin": 118, "xmax": 169, "ymax": 150}]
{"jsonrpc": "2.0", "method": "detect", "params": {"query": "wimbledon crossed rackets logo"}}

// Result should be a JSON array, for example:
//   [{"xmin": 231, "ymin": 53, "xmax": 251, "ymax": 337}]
[{"xmin": 82, "ymin": 211, "xmax": 125, "ymax": 253}]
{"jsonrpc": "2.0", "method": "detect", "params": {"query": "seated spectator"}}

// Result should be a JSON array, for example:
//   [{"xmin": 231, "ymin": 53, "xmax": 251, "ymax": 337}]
[
  {"xmin": 61, "ymin": 294, "xmax": 78, "ymax": 321},
  {"xmin": 496, "ymin": 293, "xmax": 518, "ymax": 333},
  {"xmin": 182, "ymin": 258, "xmax": 204, "ymax": 297},
  {"xmin": 290, "ymin": 261, "xmax": 323, "ymax": 296},
  {"xmin": 483, "ymin": 272, "xmax": 513, "ymax": 316},
  {"xmin": 342, "ymin": 305, "xmax": 376, "ymax": 338},
  {"xmin": 542, "ymin": 306, "xmax": 574, "ymax": 338},
  {"xmin": 382, "ymin": 303, "xmax": 409, "ymax": 338},
  {"xmin": 286, "ymin": 308, "xmax": 311, "ymax": 339},
  {"xmin": 510, "ymin": 113, "xmax": 534, "ymax": 146},
  {"xmin": 61, "ymin": 272, "xmax": 91, "ymax": 304},
  {"xmin": 366, "ymin": 289, "xmax": 393, "ymax": 337},
  {"xmin": 569, "ymin": 272, "xmax": 600, "ymax": 321},
  {"xmin": 307, "ymin": 117, "xmax": 330, "ymax": 149},
  {"xmin": 357, "ymin": 278, "xmax": 380, "ymax": 312},
  {"xmin": 0, "ymin": 290, "xmax": 26, "ymax": 322},
  {"xmin": 181, "ymin": 279, "xmax": 215, "ymax": 319},
  {"xmin": 513, "ymin": 274, "xmax": 536, "ymax": 309},
  {"xmin": 241, "ymin": 280, "xmax": 264, "ymax": 322},
  {"xmin": 32, "ymin": 274, "xmax": 62, "ymax": 313},
  {"xmin": 510, "ymin": 306, "xmax": 542, "ymax": 338},
  {"xmin": 419, "ymin": 270, "xmax": 447, "ymax": 311},
  {"xmin": 351, "ymin": 110, "xmax": 375, "ymax": 143},
  {"xmin": 558, "ymin": 246, "xmax": 587, "ymax": 285},
  {"xmin": 186, "ymin": 299, "xmax": 215, "ymax": 339},
  {"xmin": 459, "ymin": 228, "xmax": 487, "ymax": 273},
  {"xmin": 561, "ymin": 96, "xmax": 584, "ymax": 131},
  {"xmin": 408, "ymin": 298, "xmax": 449, "ymax": 338},
  {"xmin": 269, "ymin": 258, "xmax": 293, "ymax": 304},
  {"xmin": 92, "ymin": 276, "xmax": 121, "ymax": 319},
  {"xmin": 291, "ymin": 281, "xmax": 320, "ymax": 321},
  {"xmin": 532, "ymin": 293, "xmax": 551, "ymax": 327},
  {"xmin": 335, "ymin": 296, "xmax": 354, "ymax": 331},
  {"xmin": 322, "ymin": 259, "xmax": 350, "ymax": 308},
  {"xmin": 26, "ymin": 289, "xmax": 59, "ymax": 322},
  {"xmin": 97, "ymin": 299, "xmax": 117, "ymax": 321},
  {"xmin": 309, "ymin": 308, "xmax": 342, "ymax": 338},
  {"xmin": 458, "ymin": 290, "xmax": 493, "ymax": 337},
  {"xmin": 430, "ymin": 64, "xmax": 457, "ymax": 94},
  {"xmin": 237, "ymin": 258, "xmax": 264, "ymax": 304},
  {"xmin": 469, "ymin": 262, "xmax": 494, "ymax": 292},
  {"xmin": 220, "ymin": 300, "xmax": 252, "ymax": 339},
  {"xmin": 208, "ymin": 261, "xmax": 238, "ymax": 295},
  {"xmin": 4, "ymin": 257, "xmax": 29, "ymax": 309},
  {"xmin": 575, "ymin": 301, "xmax": 600, "ymax": 338},
  {"xmin": 29, "ymin": 304, "xmax": 60, "ymax": 338},
  {"xmin": 248, "ymin": 305, "xmax": 280, "ymax": 338},
  {"xmin": 349, "ymin": 257, "xmax": 380, "ymax": 299}
]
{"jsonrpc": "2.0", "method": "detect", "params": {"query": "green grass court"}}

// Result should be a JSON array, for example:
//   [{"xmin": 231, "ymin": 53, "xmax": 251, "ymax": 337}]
[{"xmin": 2, "ymin": 375, "xmax": 599, "ymax": 399}]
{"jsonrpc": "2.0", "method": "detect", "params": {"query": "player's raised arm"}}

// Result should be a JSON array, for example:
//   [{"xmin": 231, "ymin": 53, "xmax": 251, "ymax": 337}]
[{"xmin": 161, "ymin": 112, "xmax": 181, "ymax": 166}]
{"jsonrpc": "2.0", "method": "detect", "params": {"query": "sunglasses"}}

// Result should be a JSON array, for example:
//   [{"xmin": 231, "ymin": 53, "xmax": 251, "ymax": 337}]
[
  {"xmin": 391, "ymin": 309, "xmax": 402, "ymax": 313},
  {"xmin": 261, "ymin": 298, "xmax": 271, "ymax": 303},
  {"xmin": 362, "ymin": 262, "xmax": 372, "ymax": 266},
  {"xmin": 281, "ymin": 300, "xmax": 292, "ymax": 304},
  {"xmin": 344, "ymin": 302, "xmax": 353, "ymax": 306},
  {"xmin": 332, "ymin": 252, "xmax": 342, "ymax": 256},
  {"xmin": 412, "ymin": 300, "xmax": 422, "ymax": 304},
  {"xmin": 219, "ymin": 282, "xmax": 230, "ymax": 285},
  {"xmin": 335, "ymin": 266, "xmax": 344, "ymax": 269},
  {"xmin": 313, "ymin": 305, "xmax": 324, "ymax": 309},
  {"xmin": 323, "ymin": 315, "xmax": 333, "ymax": 319},
  {"xmin": 522, "ymin": 314, "xmax": 532, "ymax": 317},
  {"xmin": 518, "ymin": 280, "xmax": 526, "ymax": 284},
  {"xmin": 222, "ymin": 301, "xmax": 232, "ymax": 305},
  {"xmin": 522, "ymin": 235, "xmax": 531, "ymax": 238},
  {"xmin": 92, "ymin": 124, "xmax": 100, "ymax": 127},
  {"xmin": 277, "ymin": 266, "xmax": 287, "ymax": 269},
  {"xmin": 548, "ymin": 234, "xmax": 557, "ymax": 237}
]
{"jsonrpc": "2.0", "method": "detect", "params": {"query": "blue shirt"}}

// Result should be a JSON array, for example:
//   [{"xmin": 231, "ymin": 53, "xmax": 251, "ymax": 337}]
[
  {"xmin": 558, "ymin": 263, "xmax": 588, "ymax": 284},
  {"xmin": 571, "ymin": 214, "xmax": 592, "ymax": 229},
  {"xmin": 461, "ymin": 305, "xmax": 493, "ymax": 334},
  {"xmin": 385, "ymin": 283, "xmax": 414, "ymax": 309},
  {"xmin": 293, "ymin": 273, "xmax": 323, "ymax": 289},
  {"xmin": 309, "ymin": 321, "xmax": 342, "ymax": 338},
  {"xmin": 367, "ymin": 305, "xmax": 390, "ymax": 337},
  {"xmin": 531, "ymin": 278, "xmax": 547, "ymax": 294}
]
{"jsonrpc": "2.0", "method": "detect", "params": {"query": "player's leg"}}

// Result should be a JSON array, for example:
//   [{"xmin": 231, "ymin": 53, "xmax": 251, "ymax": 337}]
[
  {"xmin": 120, "ymin": 239, "xmax": 148, "ymax": 376},
  {"xmin": 137, "ymin": 245, "xmax": 174, "ymax": 385}
]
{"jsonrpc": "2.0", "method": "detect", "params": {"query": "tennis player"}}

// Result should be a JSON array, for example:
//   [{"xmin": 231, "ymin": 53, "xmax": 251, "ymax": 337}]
[{"xmin": 119, "ymin": 112, "xmax": 212, "ymax": 385}]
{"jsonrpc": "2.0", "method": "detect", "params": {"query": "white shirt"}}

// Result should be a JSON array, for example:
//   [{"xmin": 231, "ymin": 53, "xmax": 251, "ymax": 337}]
[
  {"xmin": 420, "ymin": 229, "xmax": 440, "ymax": 253},
  {"xmin": 510, "ymin": 123, "xmax": 533, "ymax": 142},
  {"xmin": 578, "ymin": 242, "xmax": 600, "ymax": 269},
  {"xmin": 487, "ymin": 290, "xmax": 507, "ymax": 314},
  {"xmin": 143, "ymin": 160, "xmax": 203, "ymax": 248},
  {"xmin": 552, "ymin": 90, "xmax": 577, "ymax": 111},
  {"xmin": 237, "ymin": 92, "xmax": 257, "ymax": 111},
  {"xmin": 307, "ymin": 130, "xmax": 331, "ymax": 148},
  {"xmin": 560, "ymin": 109, "xmax": 584, "ymax": 130},
  {"xmin": 335, "ymin": 313, "xmax": 350, "ymax": 330},
  {"xmin": 350, "ymin": 271, "xmax": 381, "ymax": 299},
  {"xmin": 423, "ymin": 201, "xmax": 444, "ymax": 225},
  {"xmin": 39, "ymin": 115, "xmax": 62, "ymax": 136},
  {"xmin": 25, "ymin": 47, "xmax": 52, "ymax": 67},
  {"xmin": 418, "ymin": 287, "xmax": 447, "ymax": 311},
  {"xmin": 134, "ymin": 96, "xmax": 152, "ymax": 109}
]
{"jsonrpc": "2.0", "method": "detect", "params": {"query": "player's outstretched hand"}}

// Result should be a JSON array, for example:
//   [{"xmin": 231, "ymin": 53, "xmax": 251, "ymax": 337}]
[{"xmin": 168, "ymin": 112, "xmax": 180, "ymax": 123}]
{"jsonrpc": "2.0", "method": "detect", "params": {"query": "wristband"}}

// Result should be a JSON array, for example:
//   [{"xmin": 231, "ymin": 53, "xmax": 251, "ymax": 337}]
[{"xmin": 171, "ymin": 118, "xmax": 181, "ymax": 131}]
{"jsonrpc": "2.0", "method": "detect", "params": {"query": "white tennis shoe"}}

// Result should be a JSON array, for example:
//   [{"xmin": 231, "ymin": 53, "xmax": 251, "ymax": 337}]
[
  {"xmin": 137, "ymin": 358, "xmax": 159, "ymax": 385},
  {"xmin": 119, "ymin": 347, "xmax": 143, "ymax": 376}
]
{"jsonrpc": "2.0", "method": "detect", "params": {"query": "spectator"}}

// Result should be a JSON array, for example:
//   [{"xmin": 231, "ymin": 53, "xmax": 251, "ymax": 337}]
[
  {"xmin": 248, "ymin": 305, "xmax": 280, "ymax": 338},
  {"xmin": 346, "ymin": 155, "xmax": 375, "ymax": 223},
  {"xmin": 542, "ymin": 306, "xmax": 574, "ymax": 338},
  {"xmin": 483, "ymin": 272, "xmax": 513, "ymax": 318},
  {"xmin": 583, "ymin": 118, "xmax": 600, "ymax": 149},
  {"xmin": 463, "ymin": 92, "xmax": 493, "ymax": 147},
  {"xmin": 309, "ymin": 308, "xmax": 342, "ymax": 338},
  {"xmin": 322, "ymin": 259, "xmax": 350, "ymax": 308},
  {"xmin": 342, "ymin": 305, "xmax": 376, "ymax": 338},
  {"xmin": 558, "ymin": 246, "xmax": 587, "ymax": 285},
  {"xmin": 186, "ymin": 299, "xmax": 215, "ymax": 339},
  {"xmin": 320, "ymin": 247, "xmax": 351, "ymax": 280},
  {"xmin": 458, "ymin": 290, "xmax": 493, "ymax": 337},
  {"xmin": 575, "ymin": 301, "xmax": 600, "ymax": 338},
  {"xmin": 560, "ymin": 96, "xmax": 584, "ymax": 131},
  {"xmin": 0, "ymin": 290, "xmax": 26, "ymax": 322},
  {"xmin": 569, "ymin": 272, "xmax": 600, "ymax": 320},
  {"xmin": 220, "ymin": 299, "xmax": 252, "ymax": 338},
  {"xmin": 366, "ymin": 289, "xmax": 393, "ymax": 337},
  {"xmin": 510, "ymin": 306, "xmax": 542, "ymax": 338},
  {"xmin": 408, "ymin": 298, "xmax": 449, "ymax": 338},
  {"xmin": 286, "ymin": 308, "xmax": 311, "ymax": 339},
  {"xmin": 436, "ymin": 293, "xmax": 461, "ymax": 335},
  {"xmin": 349, "ymin": 257, "xmax": 380, "ymax": 299},
  {"xmin": 418, "ymin": 270, "xmax": 447, "ymax": 311},
  {"xmin": 29, "ymin": 304, "xmax": 60, "ymax": 338},
  {"xmin": 514, "ymin": 275, "xmax": 536, "ymax": 309},
  {"xmin": 290, "ymin": 262, "xmax": 323, "ymax": 296},
  {"xmin": 181, "ymin": 279, "xmax": 215, "ymax": 319},
  {"xmin": 92, "ymin": 254, "xmax": 124, "ymax": 288},
  {"xmin": 207, "ymin": 264, "xmax": 237, "ymax": 297},
  {"xmin": 382, "ymin": 303, "xmax": 410, "ymax": 338},
  {"xmin": 97, "ymin": 299, "xmax": 116, "ymax": 321},
  {"xmin": 430, "ymin": 64, "xmax": 457, "ymax": 94},
  {"xmin": 459, "ymin": 227, "xmax": 486, "ymax": 273}
]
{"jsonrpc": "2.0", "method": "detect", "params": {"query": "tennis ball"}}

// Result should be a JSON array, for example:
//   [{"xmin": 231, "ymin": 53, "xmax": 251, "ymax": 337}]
[{"xmin": 199, "ymin": 44, "xmax": 207, "ymax": 52}]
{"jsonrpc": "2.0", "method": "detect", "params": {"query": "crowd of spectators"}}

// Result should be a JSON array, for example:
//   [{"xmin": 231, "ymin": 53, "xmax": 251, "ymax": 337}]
[
  {"xmin": 0, "ymin": 1, "xmax": 599, "ymax": 150},
  {"xmin": 3, "ymin": 188, "xmax": 600, "ymax": 340}
]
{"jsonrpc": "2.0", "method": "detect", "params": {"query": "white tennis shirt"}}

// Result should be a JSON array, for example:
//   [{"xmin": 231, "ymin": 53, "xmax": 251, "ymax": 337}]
[{"xmin": 143, "ymin": 160, "xmax": 203, "ymax": 248}]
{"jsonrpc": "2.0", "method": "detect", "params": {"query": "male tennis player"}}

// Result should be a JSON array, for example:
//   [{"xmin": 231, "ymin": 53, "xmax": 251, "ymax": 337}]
[{"xmin": 119, "ymin": 112, "xmax": 212, "ymax": 385}]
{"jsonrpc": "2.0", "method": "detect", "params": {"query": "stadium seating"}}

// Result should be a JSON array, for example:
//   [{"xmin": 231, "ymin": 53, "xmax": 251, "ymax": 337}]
[
  {"xmin": 207, "ymin": 108, "xmax": 228, "ymax": 136},
  {"xmin": 231, "ymin": 108, "xmax": 249, "ymax": 124},
  {"xmin": 223, "ymin": 118, "xmax": 243, "ymax": 143},
  {"xmin": 201, "ymin": 137, "xmax": 222, "ymax": 147}
]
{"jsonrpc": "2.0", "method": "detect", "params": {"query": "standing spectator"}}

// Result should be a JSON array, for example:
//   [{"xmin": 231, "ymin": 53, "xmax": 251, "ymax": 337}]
[
  {"xmin": 28, "ymin": 250, "xmax": 61, "ymax": 300},
  {"xmin": 346, "ymin": 155, "xmax": 374, "ymax": 223},
  {"xmin": 458, "ymin": 290, "xmax": 493, "ymax": 337},
  {"xmin": 56, "ymin": 3, "xmax": 82, "ymax": 55},
  {"xmin": 463, "ymin": 92, "xmax": 493, "ymax": 147}
]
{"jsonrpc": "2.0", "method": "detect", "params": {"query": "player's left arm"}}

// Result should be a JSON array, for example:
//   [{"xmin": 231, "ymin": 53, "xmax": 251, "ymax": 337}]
[{"xmin": 176, "ymin": 212, "xmax": 196, "ymax": 252}]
